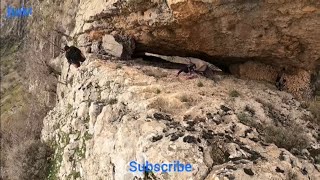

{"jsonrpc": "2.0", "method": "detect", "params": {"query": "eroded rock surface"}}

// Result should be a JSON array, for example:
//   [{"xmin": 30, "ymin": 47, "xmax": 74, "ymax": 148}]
[
  {"xmin": 70, "ymin": 0, "xmax": 320, "ymax": 71},
  {"xmin": 42, "ymin": 56, "xmax": 320, "ymax": 179},
  {"xmin": 58, "ymin": 0, "xmax": 319, "ymax": 99}
]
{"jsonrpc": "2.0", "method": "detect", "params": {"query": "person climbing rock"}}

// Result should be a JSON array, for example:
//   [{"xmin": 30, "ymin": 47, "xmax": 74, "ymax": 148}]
[
  {"xmin": 276, "ymin": 68, "xmax": 286, "ymax": 91},
  {"xmin": 64, "ymin": 45, "xmax": 86, "ymax": 68},
  {"xmin": 177, "ymin": 63, "xmax": 196, "ymax": 77}
]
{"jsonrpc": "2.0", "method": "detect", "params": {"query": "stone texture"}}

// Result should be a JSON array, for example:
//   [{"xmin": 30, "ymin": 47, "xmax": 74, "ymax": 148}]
[
  {"xmin": 75, "ymin": 0, "xmax": 319, "ymax": 70},
  {"xmin": 28, "ymin": 0, "xmax": 320, "ymax": 179},
  {"xmin": 101, "ymin": 34, "xmax": 135, "ymax": 60},
  {"xmin": 66, "ymin": 0, "xmax": 320, "ymax": 99},
  {"xmin": 230, "ymin": 61, "xmax": 313, "ymax": 99},
  {"xmin": 41, "ymin": 55, "xmax": 320, "ymax": 179}
]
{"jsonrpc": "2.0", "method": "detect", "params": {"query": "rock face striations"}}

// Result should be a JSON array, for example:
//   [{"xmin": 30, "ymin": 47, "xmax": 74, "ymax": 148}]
[
  {"xmin": 67, "ymin": 0, "xmax": 320, "ymax": 99},
  {"xmin": 76, "ymin": 0, "xmax": 320, "ymax": 69}
]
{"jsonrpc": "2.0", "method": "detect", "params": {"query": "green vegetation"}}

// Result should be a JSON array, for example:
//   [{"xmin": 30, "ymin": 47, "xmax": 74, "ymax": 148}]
[
  {"xmin": 60, "ymin": 132, "xmax": 70, "ymax": 147},
  {"xmin": 84, "ymin": 131, "xmax": 93, "ymax": 141},
  {"xmin": 197, "ymin": 81, "xmax": 204, "ymax": 87},
  {"xmin": 287, "ymin": 170, "xmax": 299, "ymax": 180},
  {"xmin": 237, "ymin": 101, "xmax": 309, "ymax": 152},
  {"xmin": 237, "ymin": 112, "xmax": 260, "ymax": 129},
  {"xmin": 116, "ymin": 64, "xmax": 122, "ymax": 69},
  {"xmin": 67, "ymin": 103, "xmax": 73, "ymax": 113},
  {"xmin": 75, "ymin": 143, "xmax": 86, "ymax": 160},
  {"xmin": 229, "ymin": 90, "xmax": 240, "ymax": 97},
  {"xmin": 180, "ymin": 94, "xmax": 190, "ymax": 103},
  {"xmin": 84, "ymin": 115, "xmax": 90, "ymax": 123},
  {"xmin": 47, "ymin": 147, "xmax": 63, "ymax": 180},
  {"xmin": 308, "ymin": 101, "xmax": 320, "ymax": 125},
  {"xmin": 142, "ymin": 69, "xmax": 168, "ymax": 79},
  {"xmin": 264, "ymin": 124, "xmax": 309, "ymax": 151},
  {"xmin": 1, "ymin": 85, "xmax": 26, "ymax": 114},
  {"xmin": 67, "ymin": 171, "xmax": 81, "ymax": 179},
  {"xmin": 315, "ymin": 155, "xmax": 320, "ymax": 165},
  {"xmin": 1, "ymin": 38, "xmax": 52, "ymax": 180},
  {"xmin": 210, "ymin": 141, "xmax": 227, "ymax": 165},
  {"xmin": 108, "ymin": 98, "xmax": 118, "ymax": 105},
  {"xmin": 0, "ymin": 41, "xmax": 25, "ymax": 115},
  {"xmin": 237, "ymin": 113, "xmax": 251, "ymax": 124}
]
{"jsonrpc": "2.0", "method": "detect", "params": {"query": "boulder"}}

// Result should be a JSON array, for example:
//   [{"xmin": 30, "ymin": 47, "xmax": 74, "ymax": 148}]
[{"xmin": 101, "ymin": 34, "xmax": 135, "ymax": 60}]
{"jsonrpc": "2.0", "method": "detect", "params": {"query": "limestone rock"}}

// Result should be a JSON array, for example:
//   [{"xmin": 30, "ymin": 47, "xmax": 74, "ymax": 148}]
[
  {"xmin": 101, "ymin": 34, "xmax": 135, "ymax": 60},
  {"xmin": 67, "ymin": 0, "xmax": 320, "ymax": 99},
  {"xmin": 41, "ymin": 55, "xmax": 320, "ymax": 179}
]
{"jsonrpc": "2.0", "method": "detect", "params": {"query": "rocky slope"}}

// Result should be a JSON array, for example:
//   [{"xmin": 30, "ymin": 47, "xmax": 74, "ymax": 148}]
[{"xmin": 42, "ymin": 55, "xmax": 320, "ymax": 179}]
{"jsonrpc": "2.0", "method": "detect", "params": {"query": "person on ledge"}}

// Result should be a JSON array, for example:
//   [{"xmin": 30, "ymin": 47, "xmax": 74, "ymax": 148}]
[{"xmin": 64, "ymin": 45, "xmax": 86, "ymax": 68}]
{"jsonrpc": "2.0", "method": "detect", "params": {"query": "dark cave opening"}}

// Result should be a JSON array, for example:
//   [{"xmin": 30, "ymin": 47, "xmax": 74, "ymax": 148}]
[
  {"xmin": 131, "ymin": 43, "xmax": 255, "ymax": 74},
  {"xmin": 132, "ymin": 52, "xmax": 188, "ymax": 70}
]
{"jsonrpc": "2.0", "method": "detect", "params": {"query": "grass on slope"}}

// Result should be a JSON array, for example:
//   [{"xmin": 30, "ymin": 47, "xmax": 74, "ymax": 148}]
[{"xmin": 0, "ymin": 41, "xmax": 52, "ymax": 180}]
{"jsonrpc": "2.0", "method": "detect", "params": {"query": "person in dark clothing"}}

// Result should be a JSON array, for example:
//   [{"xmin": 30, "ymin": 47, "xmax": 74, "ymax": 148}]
[
  {"xmin": 177, "ymin": 63, "xmax": 196, "ymax": 76},
  {"xmin": 64, "ymin": 45, "xmax": 86, "ymax": 68},
  {"xmin": 276, "ymin": 68, "xmax": 286, "ymax": 91}
]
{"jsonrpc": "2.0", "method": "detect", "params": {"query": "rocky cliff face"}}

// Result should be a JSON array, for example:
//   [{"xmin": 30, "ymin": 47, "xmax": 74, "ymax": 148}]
[
  {"xmin": 73, "ymin": 0, "xmax": 320, "ymax": 71},
  {"xmin": 58, "ymin": 0, "xmax": 319, "ymax": 100},
  {"xmin": 29, "ymin": 0, "xmax": 320, "ymax": 179},
  {"xmin": 42, "ymin": 55, "xmax": 320, "ymax": 179}
]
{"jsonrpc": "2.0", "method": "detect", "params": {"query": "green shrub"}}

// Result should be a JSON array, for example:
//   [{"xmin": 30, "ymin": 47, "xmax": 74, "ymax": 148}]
[
  {"xmin": 237, "ymin": 112, "xmax": 260, "ymax": 129},
  {"xmin": 264, "ymin": 125, "xmax": 309, "ymax": 151},
  {"xmin": 210, "ymin": 141, "xmax": 227, "ymax": 165},
  {"xmin": 143, "ymin": 69, "xmax": 167, "ymax": 79},
  {"xmin": 237, "ymin": 113, "xmax": 250, "ymax": 124},
  {"xmin": 6, "ymin": 140, "xmax": 52, "ymax": 180},
  {"xmin": 229, "ymin": 90, "xmax": 240, "ymax": 97},
  {"xmin": 108, "ymin": 98, "xmax": 118, "ymax": 105},
  {"xmin": 197, "ymin": 81, "xmax": 204, "ymax": 87},
  {"xmin": 116, "ymin": 64, "xmax": 122, "ymax": 69},
  {"xmin": 308, "ymin": 101, "xmax": 320, "ymax": 125}
]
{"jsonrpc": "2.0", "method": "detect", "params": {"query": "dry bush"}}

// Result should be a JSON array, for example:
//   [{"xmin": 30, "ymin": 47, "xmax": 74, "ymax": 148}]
[
  {"xmin": 148, "ymin": 97, "xmax": 171, "ymax": 113},
  {"xmin": 1, "ymin": 107, "xmax": 51, "ymax": 180},
  {"xmin": 237, "ymin": 112, "xmax": 261, "ymax": 129},
  {"xmin": 237, "ymin": 102, "xmax": 309, "ymax": 151},
  {"xmin": 210, "ymin": 140, "xmax": 227, "ymax": 165},
  {"xmin": 115, "ymin": 64, "xmax": 122, "ymax": 69},
  {"xmin": 1, "ymin": 90, "xmax": 51, "ymax": 180},
  {"xmin": 229, "ymin": 90, "xmax": 240, "ymax": 97},
  {"xmin": 286, "ymin": 170, "xmax": 299, "ymax": 180},
  {"xmin": 177, "ymin": 93, "xmax": 198, "ymax": 107},
  {"xmin": 264, "ymin": 124, "xmax": 309, "ymax": 151},
  {"xmin": 197, "ymin": 81, "xmax": 204, "ymax": 87},
  {"xmin": 237, "ymin": 112, "xmax": 252, "ymax": 125},
  {"xmin": 142, "ymin": 87, "xmax": 162, "ymax": 94},
  {"xmin": 5, "ymin": 140, "xmax": 52, "ymax": 180},
  {"xmin": 142, "ymin": 68, "xmax": 168, "ymax": 79},
  {"xmin": 308, "ymin": 101, "xmax": 320, "ymax": 125},
  {"xmin": 1, "ymin": 1, "xmax": 61, "ymax": 179},
  {"xmin": 108, "ymin": 98, "xmax": 118, "ymax": 105},
  {"xmin": 148, "ymin": 97, "xmax": 183, "ymax": 114},
  {"xmin": 179, "ymin": 94, "xmax": 190, "ymax": 103}
]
